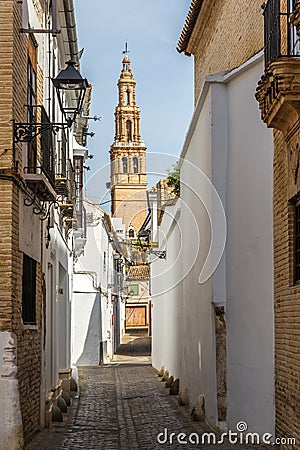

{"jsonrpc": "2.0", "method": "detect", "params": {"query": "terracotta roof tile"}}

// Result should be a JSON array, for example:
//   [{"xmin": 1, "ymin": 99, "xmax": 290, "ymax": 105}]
[
  {"xmin": 127, "ymin": 265, "xmax": 150, "ymax": 279},
  {"xmin": 177, "ymin": 0, "xmax": 203, "ymax": 55}
]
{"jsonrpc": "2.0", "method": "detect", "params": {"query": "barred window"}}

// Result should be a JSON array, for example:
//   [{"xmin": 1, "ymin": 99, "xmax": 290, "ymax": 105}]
[
  {"xmin": 22, "ymin": 254, "xmax": 37, "ymax": 325},
  {"xmin": 74, "ymin": 156, "xmax": 83, "ymax": 227},
  {"xmin": 27, "ymin": 35, "xmax": 38, "ymax": 171},
  {"xmin": 295, "ymin": 202, "xmax": 300, "ymax": 282},
  {"xmin": 27, "ymin": 58, "xmax": 36, "ymax": 124}
]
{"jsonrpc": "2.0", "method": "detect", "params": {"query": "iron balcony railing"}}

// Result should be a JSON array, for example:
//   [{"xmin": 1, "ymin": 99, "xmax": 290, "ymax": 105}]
[
  {"xmin": 56, "ymin": 158, "xmax": 74, "ymax": 200},
  {"xmin": 56, "ymin": 129, "xmax": 67, "ymax": 178},
  {"xmin": 40, "ymin": 107, "xmax": 55, "ymax": 187},
  {"xmin": 23, "ymin": 106, "xmax": 55, "ymax": 188},
  {"xmin": 263, "ymin": 0, "xmax": 300, "ymax": 66}
]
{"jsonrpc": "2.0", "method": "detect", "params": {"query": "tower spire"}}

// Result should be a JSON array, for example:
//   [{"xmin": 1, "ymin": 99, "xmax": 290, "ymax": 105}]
[{"xmin": 109, "ymin": 54, "xmax": 147, "ymax": 235}]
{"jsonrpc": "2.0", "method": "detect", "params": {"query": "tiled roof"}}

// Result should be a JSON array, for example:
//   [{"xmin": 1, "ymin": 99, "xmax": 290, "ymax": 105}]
[
  {"xmin": 177, "ymin": 0, "xmax": 204, "ymax": 55},
  {"xmin": 127, "ymin": 264, "xmax": 150, "ymax": 280}
]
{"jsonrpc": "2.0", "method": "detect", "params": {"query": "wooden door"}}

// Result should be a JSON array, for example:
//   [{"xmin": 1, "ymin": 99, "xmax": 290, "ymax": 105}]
[{"xmin": 126, "ymin": 306, "xmax": 146, "ymax": 327}]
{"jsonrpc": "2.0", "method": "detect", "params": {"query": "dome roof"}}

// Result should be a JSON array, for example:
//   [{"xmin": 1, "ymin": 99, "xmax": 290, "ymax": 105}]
[{"xmin": 122, "ymin": 55, "xmax": 130, "ymax": 64}]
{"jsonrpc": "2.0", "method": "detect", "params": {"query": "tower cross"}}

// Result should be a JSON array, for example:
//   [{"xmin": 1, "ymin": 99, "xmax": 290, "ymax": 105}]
[{"xmin": 123, "ymin": 42, "xmax": 130, "ymax": 56}]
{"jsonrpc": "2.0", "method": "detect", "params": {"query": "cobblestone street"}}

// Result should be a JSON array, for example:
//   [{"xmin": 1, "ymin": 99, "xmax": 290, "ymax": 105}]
[{"xmin": 26, "ymin": 347, "xmax": 271, "ymax": 450}]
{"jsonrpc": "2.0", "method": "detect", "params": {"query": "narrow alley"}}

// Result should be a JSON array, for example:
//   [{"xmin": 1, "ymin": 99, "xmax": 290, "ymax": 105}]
[
  {"xmin": 25, "ymin": 334, "xmax": 269, "ymax": 450},
  {"xmin": 1, "ymin": 0, "xmax": 300, "ymax": 448}
]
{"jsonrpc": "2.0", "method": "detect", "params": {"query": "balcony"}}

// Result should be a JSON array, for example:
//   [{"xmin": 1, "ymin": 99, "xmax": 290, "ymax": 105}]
[
  {"xmin": 23, "ymin": 167, "xmax": 56, "ymax": 202},
  {"xmin": 56, "ymin": 158, "xmax": 73, "ymax": 199},
  {"xmin": 55, "ymin": 177, "xmax": 69, "ymax": 197},
  {"xmin": 55, "ymin": 130, "xmax": 68, "ymax": 196},
  {"xmin": 65, "ymin": 217, "xmax": 77, "ymax": 232},
  {"xmin": 73, "ymin": 205, "xmax": 87, "ymax": 257},
  {"xmin": 57, "ymin": 159, "xmax": 77, "ymax": 232},
  {"xmin": 16, "ymin": 107, "xmax": 56, "ymax": 202},
  {"xmin": 256, "ymin": 0, "xmax": 300, "ymax": 133},
  {"xmin": 60, "ymin": 203, "xmax": 74, "ymax": 218}
]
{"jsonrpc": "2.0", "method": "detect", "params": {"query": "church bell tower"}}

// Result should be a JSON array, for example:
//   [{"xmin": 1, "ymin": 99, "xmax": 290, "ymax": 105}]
[{"xmin": 110, "ymin": 53, "xmax": 147, "ymax": 236}]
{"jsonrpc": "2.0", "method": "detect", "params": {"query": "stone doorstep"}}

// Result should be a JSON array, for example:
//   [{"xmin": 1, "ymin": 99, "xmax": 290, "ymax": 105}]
[
  {"xmin": 48, "ymin": 375, "xmax": 79, "ymax": 428},
  {"xmin": 150, "ymin": 366, "xmax": 273, "ymax": 449},
  {"xmin": 51, "ymin": 390, "xmax": 79, "ymax": 429},
  {"xmin": 51, "ymin": 380, "xmax": 63, "ymax": 407},
  {"xmin": 151, "ymin": 366, "xmax": 206, "ymax": 434},
  {"xmin": 44, "ymin": 391, "xmax": 53, "ymax": 429},
  {"xmin": 25, "ymin": 392, "xmax": 80, "ymax": 449},
  {"xmin": 59, "ymin": 368, "xmax": 72, "ymax": 393}
]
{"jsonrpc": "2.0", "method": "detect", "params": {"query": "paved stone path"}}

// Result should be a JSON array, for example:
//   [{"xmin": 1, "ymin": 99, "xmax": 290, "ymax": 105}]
[{"xmin": 26, "ymin": 356, "xmax": 271, "ymax": 450}]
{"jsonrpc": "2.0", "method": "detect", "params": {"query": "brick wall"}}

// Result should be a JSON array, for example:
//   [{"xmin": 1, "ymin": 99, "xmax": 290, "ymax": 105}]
[
  {"xmin": 273, "ymin": 128, "xmax": 300, "ymax": 446},
  {"xmin": 189, "ymin": 0, "xmax": 264, "ymax": 103},
  {"xmin": 0, "ymin": 0, "xmax": 43, "ymax": 444},
  {"xmin": 0, "ymin": 0, "xmax": 15, "ymax": 172},
  {"xmin": 0, "ymin": 181, "xmax": 14, "ymax": 329},
  {"xmin": 112, "ymin": 186, "xmax": 147, "ymax": 232}
]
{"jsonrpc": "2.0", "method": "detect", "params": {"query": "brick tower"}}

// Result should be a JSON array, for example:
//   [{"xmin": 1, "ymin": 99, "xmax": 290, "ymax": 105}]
[{"xmin": 110, "ymin": 53, "xmax": 147, "ymax": 236}]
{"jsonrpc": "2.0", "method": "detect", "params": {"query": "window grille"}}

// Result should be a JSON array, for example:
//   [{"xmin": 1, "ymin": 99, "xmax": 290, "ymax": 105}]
[
  {"xmin": 295, "ymin": 203, "xmax": 300, "ymax": 282},
  {"xmin": 263, "ymin": 0, "xmax": 300, "ymax": 66},
  {"xmin": 22, "ymin": 254, "xmax": 37, "ymax": 325}
]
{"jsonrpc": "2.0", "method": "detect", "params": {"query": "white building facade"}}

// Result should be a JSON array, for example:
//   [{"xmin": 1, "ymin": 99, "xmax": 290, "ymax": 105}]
[
  {"xmin": 72, "ymin": 199, "xmax": 126, "ymax": 368},
  {"xmin": 152, "ymin": 54, "xmax": 275, "ymax": 437},
  {"xmin": 0, "ymin": 1, "xmax": 92, "ymax": 446}
]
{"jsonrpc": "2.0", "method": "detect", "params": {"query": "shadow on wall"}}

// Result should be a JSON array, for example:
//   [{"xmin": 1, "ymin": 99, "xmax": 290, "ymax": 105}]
[
  {"xmin": 75, "ymin": 292, "xmax": 103, "ymax": 366},
  {"xmin": 116, "ymin": 332, "xmax": 151, "ymax": 356}
]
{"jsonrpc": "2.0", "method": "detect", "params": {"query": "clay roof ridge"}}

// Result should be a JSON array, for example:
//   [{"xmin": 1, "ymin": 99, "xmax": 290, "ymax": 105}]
[{"xmin": 177, "ymin": 0, "xmax": 204, "ymax": 55}]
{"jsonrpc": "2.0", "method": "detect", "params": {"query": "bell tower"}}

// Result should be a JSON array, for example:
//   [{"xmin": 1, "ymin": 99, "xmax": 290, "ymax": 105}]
[{"xmin": 110, "ymin": 52, "xmax": 147, "ymax": 235}]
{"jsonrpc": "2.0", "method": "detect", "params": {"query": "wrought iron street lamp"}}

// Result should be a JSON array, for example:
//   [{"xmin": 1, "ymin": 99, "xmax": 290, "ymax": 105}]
[
  {"xmin": 14, "ymin": 61, "xmax": 88, "ymax": 143},
  {"xmin": 52, "ymin": 60, "xmax": 88, "ymax": 126},
  {"xmin": 12, "ymin": 61, "xmax": 88, "ymax": 221}
]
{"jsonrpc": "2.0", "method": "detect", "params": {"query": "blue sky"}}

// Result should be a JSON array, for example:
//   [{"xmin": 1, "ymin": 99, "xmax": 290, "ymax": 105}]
[{"xmin": 74, "ymin": 0, "xmax": 193, "ymax": 207}]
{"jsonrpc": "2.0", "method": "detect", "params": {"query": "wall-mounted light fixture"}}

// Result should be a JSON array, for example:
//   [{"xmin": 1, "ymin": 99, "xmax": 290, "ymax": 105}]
[
  {"xmin": 13, "ymin": 61, "xmax": 88, "ymax": 220},
  {"xmin": 14, "ymin": 61, "xmax": 88, "ymax": 143},
  {"xmin": 52, "ymin": 61, "xmax": 88, "ymax": 126},
  {"xmin": 81, "ymin": 115, "xmax": 101, "ymax": 121},
  {"xmin": 81, "ymin": 126, "xmax": 95, "ymax": 147}
]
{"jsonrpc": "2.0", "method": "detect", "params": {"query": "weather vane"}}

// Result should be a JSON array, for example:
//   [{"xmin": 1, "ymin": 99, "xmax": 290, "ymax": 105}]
[{"xmin": 123, "ymin": 42, "xmax": 130, "ymax": 56}]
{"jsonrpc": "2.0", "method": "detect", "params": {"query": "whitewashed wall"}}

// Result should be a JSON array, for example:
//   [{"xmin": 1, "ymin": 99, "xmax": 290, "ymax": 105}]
[
  {"xmin": 0, "ymin": 332, "xmax": 24, "ymax": 450},
  {"xmin": 224, "ymin": 57, "xmax": 274, "ymax": 436},
  {"xmin": 72, "ymin": 200, "xmax": 114, "ymax": 366},
  {"xmin": 151, "ymin": 200, "xmax": 183, "ymax": 378},
  {"xmin": 40, "ymin": 210, "xmax": 73, "ymax": 427},
  {"xmin": 152, "ymin": 54, "xmax": 274, "ymax": 436}
]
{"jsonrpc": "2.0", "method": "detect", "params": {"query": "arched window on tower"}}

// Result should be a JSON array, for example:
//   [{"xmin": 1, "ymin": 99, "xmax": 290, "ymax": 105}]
[
  {"xmin": 119, "ymin": 118, "xmax": 122, "ymax": 135},
  {"xmin": 133, "ymin": 157, "xmax": 138, "ymax": 174},
  {"xmin": 128, "ymin": 228, "xmax": 135, "ymax": 238},
  {"xmin": 122, "ymin": 157, "xmax": 128, "ymax": 173},
  {"xmin": 126, "ymin": 120, "xmax": 132, "ymax": 142},
  {"xmin": 126, "ymin": 91, "xmax": 130, "ymax": 105}
]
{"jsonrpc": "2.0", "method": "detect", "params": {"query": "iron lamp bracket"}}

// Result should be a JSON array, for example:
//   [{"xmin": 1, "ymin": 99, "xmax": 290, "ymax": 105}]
[{"xmin": 13, "ymin": 121, "xmax": 72, "ymax": 143}]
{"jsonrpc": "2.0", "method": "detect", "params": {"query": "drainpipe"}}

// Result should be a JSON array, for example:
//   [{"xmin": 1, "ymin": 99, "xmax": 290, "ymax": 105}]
[
  {"xmin": 52, "ymin": 0, "xmax": 57, "ymax": 36},
  {"xmin": 63, "ymin": 0, "xmax": 87, "ymax": 139},
  {"xmin": 63, "ymin": 0, "xmax": 79, "ymax": 65},
  {"xmin": 73, "ymin": 271, "xmax": 100, "ymax": 290}
]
